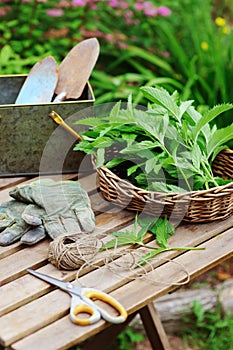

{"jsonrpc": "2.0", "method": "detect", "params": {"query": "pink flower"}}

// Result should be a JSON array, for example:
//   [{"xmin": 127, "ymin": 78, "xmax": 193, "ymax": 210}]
[
  {"xmin": 134, "ymin": 3, "xmax": 144, "ymax": 11},
  {"xmin": 135, "ymin": 1, "xmax": 159, "ymax": 17},
  {"xmin": 71, "ymin": 0, "xmax": 86, "ymax": 6},
  {"xmin": 144, "ymin": 7, "xmax": 158, "ymax": 16},
  {"xmin": 0, "ymin": 8, "xmax": 8, "ymax": 15},
  {"xmin": 157, "ymin": 6, "xmax": 171, "ymax": 17},
  {"xmin": 46, "ymin": 8, "xmax": 64, "ymax": 16},
  {"xmin": 119, "ymin": 1, "xmax": 129, "ymax": 9},
  {"xmin": 162, "ymin": 51, "xmax": 170, "ymax": 58},
  {"xmin": 109, "ymin": 0, "xmax": 118, "ymax": 8}
]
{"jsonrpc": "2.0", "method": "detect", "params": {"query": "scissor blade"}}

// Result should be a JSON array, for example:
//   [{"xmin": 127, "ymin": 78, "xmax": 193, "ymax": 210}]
[{"xmin": 27, "ymin": 269, "xmax": 70, "ymax": 291}]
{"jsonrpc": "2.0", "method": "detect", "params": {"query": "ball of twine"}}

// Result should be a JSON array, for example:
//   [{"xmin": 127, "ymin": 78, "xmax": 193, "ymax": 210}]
[{"xmin": 48, "ymin": 233, "xmax": 100, "ymax": 270}]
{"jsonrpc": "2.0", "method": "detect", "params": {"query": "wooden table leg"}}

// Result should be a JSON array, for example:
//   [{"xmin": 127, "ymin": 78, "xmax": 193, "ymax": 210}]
[{"xmin": 139, "ymin": 303, "xmax": 172, "ymax": 350}]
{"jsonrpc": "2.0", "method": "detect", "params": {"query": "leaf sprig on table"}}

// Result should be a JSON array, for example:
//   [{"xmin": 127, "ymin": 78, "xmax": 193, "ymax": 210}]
[
  {"xmin": 100, "ymin": 215, "xmax": 204, "ymax": 265},
  {"xmin": 74, "ymin": 86, "xmax": 233, "ymax": 193}
]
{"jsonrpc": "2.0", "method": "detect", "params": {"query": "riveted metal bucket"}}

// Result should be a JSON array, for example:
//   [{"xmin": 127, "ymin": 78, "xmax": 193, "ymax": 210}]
[{"xmin": 0, "ymin": 74, "xmax": 95, "ymax": 177}]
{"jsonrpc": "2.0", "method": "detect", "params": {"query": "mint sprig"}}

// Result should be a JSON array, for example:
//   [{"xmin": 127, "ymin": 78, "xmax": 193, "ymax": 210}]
[
  {"xmin": 74, "ymin": 86, "xmax": 233, "ymax": 193},
  {"xmin": 101, "ymin": 215, "xmax": 204, "ymax": 266}
]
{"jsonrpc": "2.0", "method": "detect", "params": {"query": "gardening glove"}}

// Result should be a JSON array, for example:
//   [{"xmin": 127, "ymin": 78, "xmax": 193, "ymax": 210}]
[
  {"xmin": 0, "ymin": 200, "xmax": 46, "ymax": 246},
  {"xmin": 10, "ymin": 179, "xmax": 95, "ymax": 239}
]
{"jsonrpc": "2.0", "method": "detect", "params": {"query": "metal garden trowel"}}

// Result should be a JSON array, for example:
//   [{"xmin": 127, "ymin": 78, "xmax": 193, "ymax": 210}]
[
  {"xmin": 15, "ymin": 56, "xmax": 58, "ymax": 104},
  {"xmin": 54, "ymin": 37, "xmax": 100, "ymax": 102}
]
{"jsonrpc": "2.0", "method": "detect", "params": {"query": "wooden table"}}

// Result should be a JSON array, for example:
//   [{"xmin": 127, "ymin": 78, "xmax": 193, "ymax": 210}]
[{"xmin": 0, "ymin": 172, "xmax": 233, "ymax": 350}]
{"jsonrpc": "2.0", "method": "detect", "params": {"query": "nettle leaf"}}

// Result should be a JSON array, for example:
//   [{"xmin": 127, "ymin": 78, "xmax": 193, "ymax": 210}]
[
  {"xmin": 193, "ymin": 175, "xmax": 207, "ymax": 191},
  {"xmin": 207, "ymin": 123, "xmax": 233, "ymax": 160},
  {"xmin": 135, "ymin": 173, "xmax": 148, "ymax": 187},
  {"xmin": 73, "ymin": 140, "xmax": 95, "ymax": 154},
  {"xmin": 186, "ymin": 105, "xmax": 202, "ymax": 123},
  {"xmin": 75, "ymin": 117, "xmax": 104, "ymax": 127},
  {"xmin": 215, "ymin": 177, "xmax": 232, "ymax": 186},
  {"xmin": 105, "ymin": 158, "xmax": 126, "ymax": 168},
  {"xmin": 96, "ymin": 148, "xmax": 105, "ymax": 167},
  {"xmin": 102, "ymin": 213, "xmax": 146, "ymax": 250},
  {"xmin": 91, "ymin": 136, "xmax": 114, "ymax": 149},
  {"xmin": 109, "ymin": 101, "xmax": 121, "ymax": 119},
  {"xmin": 127, "ymin": 164, "xmax": 141, "ymax": 176},
  {"xmin": 192, "ymin": 103, "xmax": 233, "ymax": 141},
  {"xmin": 99, "ymin": 123, "xmax": 121, "ymax": 138},
  {"xmin": 126, "ymin": 93, "xmax": 134, "ymax": 117},
  {"xmin": 141, "ymin": 86, "xmax": 180, "ymax": 121},
  {"xmin": 191, "ymin": 144, "xmax": 202, "ymax": 170},
  {"xmin": 145, "ymin": 157, "xmax": 160, "ymax": 173},
  {"xmin": 121, "ymin": 133, "xmax": 137, "ymax": 144},
  {"xmin": 149, "ymin": 218, "xmax": 175, "ymax": 248},
  {"xmin": 152, "ymin": 182, "xmax": 188, "ymax": 193},
  {"xmin": 211, "ymin": 145, "xmax": 230, "ymax": 164},
  {"xmin": 135, "ymin": 109, "xmax": 169, "ymax": 144},
  {"xmin": 120, "ymin": 140, "xmax": 157, "ymax": 154},
  {"xmin": 101, "ymin": 230, "xmax": 138, "ymax": 249},
  {"xmin": 179, "ymin": 100, "xmax": 194, "ymax": 120}
]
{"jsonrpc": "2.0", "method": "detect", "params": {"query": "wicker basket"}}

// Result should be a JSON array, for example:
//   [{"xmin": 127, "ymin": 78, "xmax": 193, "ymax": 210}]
[{"xmin": 94, "ymin": 149, "xmax": 233, "ymax": 223}]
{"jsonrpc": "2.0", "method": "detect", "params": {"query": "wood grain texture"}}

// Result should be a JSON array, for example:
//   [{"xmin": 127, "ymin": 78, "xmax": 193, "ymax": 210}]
[{"xmin": 0, "ymin": 174, "xmax": 232, "ymax": 350}]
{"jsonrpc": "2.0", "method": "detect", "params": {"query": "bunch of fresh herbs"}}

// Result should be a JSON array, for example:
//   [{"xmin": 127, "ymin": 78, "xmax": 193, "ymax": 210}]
[
  {"xmin": 100, "ymin": 214, "xmax": 203, "ymax": 266},
  {"xmin": 74, "ymin": 86, "xmax": 233, "ymax": 193}
]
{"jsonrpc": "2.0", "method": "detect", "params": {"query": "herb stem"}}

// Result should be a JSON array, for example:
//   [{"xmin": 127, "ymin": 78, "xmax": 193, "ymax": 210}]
[{"xmin": 200, "ymin": 160, "xmax": 218, "ymax": 188}]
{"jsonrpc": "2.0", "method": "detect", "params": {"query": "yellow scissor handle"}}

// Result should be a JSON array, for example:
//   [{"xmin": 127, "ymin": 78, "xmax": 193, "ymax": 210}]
[
  {"xmin": 82, "ymin": 288, "xmax": 128, "ymax": 324},
  {"xmin": 70, "ymin": 295, "xmax": 101, "ymax": 325}
]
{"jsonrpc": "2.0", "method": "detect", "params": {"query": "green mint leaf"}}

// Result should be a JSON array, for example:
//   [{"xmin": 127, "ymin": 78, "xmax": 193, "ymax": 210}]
[
  {"xmin": 191, "ymin": 143, "xmax": 202, "ymax": 170},
  {"xmin": 127, "ymin": 164, "xmax": 140, "ymax": 176},
  {"xmin": 179, "ymin": 100, "xmax": 194, "ymax": 119},
  {"xmin": 141, "ymin": 86, "xmax": 180, "ymax": 121},
  {"xmin": 215, "ymin": 177, "xmax": 232, "ymax": 186},
  {"xmin": 135, "ymin": 109, "xmax": 169, "ymax": 144},
  {"xmin": 192, "ymin": 103, "xmax": 233, "ymax": 141},
  {"xmin": 75, "ymin": 117, "xmax": 104, "ymax": 127},
  {"xmin": 120, "ymin": 140, "xmax": 157, "ymax": 154},
  {"xmin": 207, "ymin": 123, "xmax": 233, "ymax": 160},
  {"xmin": 101, "ymin": 230, "xmax": 138, "ymax": 250},
  {"xmin": 96, "ymin": 148, "xmax": 105, "ymax": 167},
  {"xmin": 105, "ymin": 158, "xmax": 126, "ymax": 168},
  {"xmin": 109, "ymin": 101, "xmax": 121, "ymax": 119},
  {"xmin": 149, "ymin": 218, "xmax": 175, "ymax": 248}
]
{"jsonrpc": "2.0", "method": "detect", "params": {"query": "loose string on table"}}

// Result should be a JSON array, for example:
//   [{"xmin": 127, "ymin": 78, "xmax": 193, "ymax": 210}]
[{"xmin": 48, "ymin": 232, "xmax": 190, "ymax": 288}]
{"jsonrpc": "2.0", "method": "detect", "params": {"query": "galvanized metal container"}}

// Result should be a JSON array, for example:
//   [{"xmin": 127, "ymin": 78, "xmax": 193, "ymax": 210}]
[{"xmin": 0, "ymin": 74, "xmax": 95, "ymax": 177}]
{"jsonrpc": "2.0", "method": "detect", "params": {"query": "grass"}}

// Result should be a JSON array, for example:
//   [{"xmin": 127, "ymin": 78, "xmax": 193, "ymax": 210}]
[{"xmin": 181, "ymin": 301, "xmax": 233, "ymax": 350}]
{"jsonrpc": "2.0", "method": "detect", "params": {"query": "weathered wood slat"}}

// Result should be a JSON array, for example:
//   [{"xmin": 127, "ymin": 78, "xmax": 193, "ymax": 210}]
[
  {"xmin": 10, "ymin": 228, "xmax": 233, "ymax": 350},
  {"xmin": 0, "ymin": 209, "xmax": 134, "ymax": 317},
  {"xmin": 0, "ymin": 172, "xmax": 232, "ymax": 350},
  {"xmin": 78, "ymin": 216, "xmax": 233, "ymax": 293},
  {"xmin": 1, "ymin": 221, "xmax": 232, "ymax": 347},
  {"xmin": 115, "ymin": 228, "xmax": 233, "ymax": 314},
  {"xmin": 0, "ymin": 173, "xmax": 91, "ymax": 204},
  {"xmin": 0, "ymin": 177, "xmax": 29, "ymax": 190},
  {"xmin": 0, "ymin": 241, "xmax": 49, "ymax": 286}
]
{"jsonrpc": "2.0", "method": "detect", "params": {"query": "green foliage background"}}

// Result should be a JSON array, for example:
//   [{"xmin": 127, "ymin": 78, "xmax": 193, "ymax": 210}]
[{"xmin": 0, "ymin": 0, "xmax": 232, "ymax": 127}]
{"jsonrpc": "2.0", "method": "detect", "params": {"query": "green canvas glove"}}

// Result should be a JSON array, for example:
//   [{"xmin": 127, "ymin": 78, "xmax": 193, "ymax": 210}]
[
  {"xmin": 10, "ymin": 179, "xmax": 95, "ymax": 239},
  {"xmin": 0, "ymin": 200, "xmax": 46, "ymax": 246}
]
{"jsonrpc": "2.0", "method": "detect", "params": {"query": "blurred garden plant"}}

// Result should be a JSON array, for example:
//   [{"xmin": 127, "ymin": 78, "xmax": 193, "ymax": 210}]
[
  {"xmin": 0, "ymin": 0, "xmax": 232, "ymax": 129},
  {"xmin": 0, "ymin": 0, "xmax": 177, "ymax": 102}
]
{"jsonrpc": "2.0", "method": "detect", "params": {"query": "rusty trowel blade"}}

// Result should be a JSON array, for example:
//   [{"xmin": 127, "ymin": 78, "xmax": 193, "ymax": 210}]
[
  {"xmin": 54, "ymin": 37, "xmax": 99, "ymax": 100},
  {"xmin": 15, "ymin": 56, "xmax": 58, "ymax": 104}
]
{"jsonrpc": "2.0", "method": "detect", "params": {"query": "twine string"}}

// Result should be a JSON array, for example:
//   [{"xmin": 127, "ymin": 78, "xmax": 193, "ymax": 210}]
[{"xmin": 48, "ymin": 233, "xmax": 190, "ymax": 287}]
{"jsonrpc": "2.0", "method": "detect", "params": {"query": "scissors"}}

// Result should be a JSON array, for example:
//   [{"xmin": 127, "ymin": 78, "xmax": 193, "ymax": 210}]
[{"xmin": 27, "ymin": 269, "xmax": 127, "ymax": 326}]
